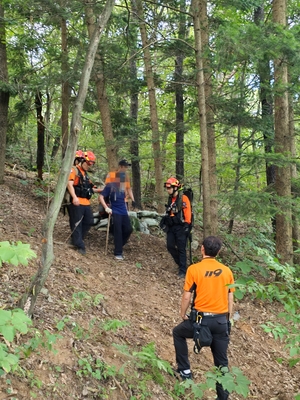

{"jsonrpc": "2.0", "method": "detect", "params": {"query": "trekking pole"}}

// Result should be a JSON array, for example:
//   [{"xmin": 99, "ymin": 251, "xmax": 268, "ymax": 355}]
[{"xmin": 105, "ymin": 213, "xmax": 111, "ymax": 255}]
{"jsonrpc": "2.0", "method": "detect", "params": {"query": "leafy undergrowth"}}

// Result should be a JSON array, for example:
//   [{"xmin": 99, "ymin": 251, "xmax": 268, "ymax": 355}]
[{"xmin": 0, "ymin": 170, "xmax": 300, "ymax": 400}]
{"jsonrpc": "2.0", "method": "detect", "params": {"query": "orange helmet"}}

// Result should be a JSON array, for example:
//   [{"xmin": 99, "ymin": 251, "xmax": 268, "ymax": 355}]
[
  {"xmin": 164, "ymin": 177, "xmax": 181, "ymax": 188},
  {"xmin": 75, "ymin": 150, "xmax": 84, "ymax": 159},
  {"xmin": 83, "ymin": 151, "xmax": 96, "ymax": 163}
]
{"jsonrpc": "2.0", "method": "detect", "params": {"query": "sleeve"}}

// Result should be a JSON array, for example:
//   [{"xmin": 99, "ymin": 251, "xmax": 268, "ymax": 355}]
[
  {"xmin": 101, "ymin": 185, "xmax": 110, "ymax": 198},
  {"xmin": 228, "ymin": 270, "xmax": 235, "ymax": 293},
  {"xmin": 183, "ymin": 267, "xmax": 196, "ymax": 292},
  {"xmin": 182, "ymin": 194, "xmax": 192, "ymax": 224},
  {"xmin": 68, "ymin": 167, "xmax": 76, "ymax": 181}
]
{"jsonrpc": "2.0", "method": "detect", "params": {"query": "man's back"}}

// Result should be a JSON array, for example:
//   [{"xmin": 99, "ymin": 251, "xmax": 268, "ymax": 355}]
[{"xmin": 184, "ymin": 258, "xmax": 234, "ymax": 314}]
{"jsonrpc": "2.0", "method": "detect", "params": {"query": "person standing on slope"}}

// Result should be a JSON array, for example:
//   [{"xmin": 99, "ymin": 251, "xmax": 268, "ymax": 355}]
[
  {"xmin": 163, "ymin": 177, "xmax": 192, "ymax": 278},
  {"xmin": 173, "ymin": 236, "xmax": 235, "ymax": 400}
]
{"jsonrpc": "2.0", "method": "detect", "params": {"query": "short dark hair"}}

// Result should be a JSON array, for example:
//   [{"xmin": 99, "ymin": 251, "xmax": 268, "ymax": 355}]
[{"xmin": 202, "ymin": 236, "xmax": 222, "ymax": 257}]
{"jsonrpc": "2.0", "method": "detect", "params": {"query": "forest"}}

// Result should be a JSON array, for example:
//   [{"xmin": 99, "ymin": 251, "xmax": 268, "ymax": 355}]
[{"xmin": 0, "ymin": 0, "xmax": 300, "ymax": 399}]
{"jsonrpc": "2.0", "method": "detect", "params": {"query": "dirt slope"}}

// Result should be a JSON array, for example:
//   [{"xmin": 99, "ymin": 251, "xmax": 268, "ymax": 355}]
[{"xmin": 0, "ymin": 171, "xmax": 299, "ymax": 400}]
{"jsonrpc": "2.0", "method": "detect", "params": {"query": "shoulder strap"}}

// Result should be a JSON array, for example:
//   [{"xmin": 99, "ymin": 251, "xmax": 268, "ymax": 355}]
[
  {"xmin": 74, "ymin": 166, "xmax": 90, "ymax": 186},
  {"xmin": 177, "ymin": 192, "xmax": 183, "ymax": 210}
]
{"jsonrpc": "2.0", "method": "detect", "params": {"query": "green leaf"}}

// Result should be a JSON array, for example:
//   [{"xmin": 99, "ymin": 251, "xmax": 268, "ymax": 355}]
[
  {"xmin": 11, "ymin": 309, "xmax": 32, "ymax": 333},
  {"xmin": 0, "ymin": 310, "xmax": 12, "ymax": 325},
  {"xmin": 290, "ymin": 347, "xmax": 299, "ymax": 357},
  {"xmin": 0, "ymin": 326, "xmax": 15, "ymax": 342},
  {"xmin": 288, "ymin": 358, "xmax": 300, "ymax": 368},
  {"xmin": 0, "ymin": 241, "xmax": 36, "ymax": 267},
  {"xmin": 56, "ymin": 320, "xmax": 65, "ymax": 331},
  {"xmin": 0, "ymin": 247, "xmax": 15, "ymax": 262},
  {"xmin": 0, "ymin": 359, "xmax": 12, "ymax": 373}
]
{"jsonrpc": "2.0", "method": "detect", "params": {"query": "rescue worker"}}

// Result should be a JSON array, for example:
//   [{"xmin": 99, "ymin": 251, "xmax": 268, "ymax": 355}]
[
  {"xmin": 67, "ymin": 151, "xmax": 101, "ymax": 255},
  {"xmin": 173, "ymin": 236, "xmax": 235, "ymax": 400},
  {"xmin": 163, "ymin": 177, "xmax": 192, "ymax": 278},
  {"xmin": 74, "ymin": 149, "xmax": 84, "ymax": 166},
  {"xmin": 99, "ymin": 160, "xmax": 134, "ymax": 260}
]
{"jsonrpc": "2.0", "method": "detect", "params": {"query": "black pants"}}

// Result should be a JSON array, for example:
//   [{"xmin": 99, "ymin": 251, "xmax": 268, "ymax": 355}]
[
  {"xmin": 173, "ymin": 316, "xmax": 230, "ymax": 400},
  {"xmin": 166, "ymin": 224, "xmax": 188, "ymax": 274},
  {"xmin": 112, "ymin": 213, "xmax": 133, "ymax": 256},
  {"xmin": 68, "ymin": 204, "xmax": 93, "ymax": 251}
]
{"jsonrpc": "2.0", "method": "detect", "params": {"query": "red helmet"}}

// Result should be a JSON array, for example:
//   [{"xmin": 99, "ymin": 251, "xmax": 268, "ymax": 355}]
[
  {"xmin": 83, "ymin": 151, "xmax": 96, "ymax": 163},
  {"xmin": 164, "ymin": 177, "xmax": 181, "ymax": 188},
  {"xmin": 75, "ymin": 150, "xmax": 84, "ymax": 159}
]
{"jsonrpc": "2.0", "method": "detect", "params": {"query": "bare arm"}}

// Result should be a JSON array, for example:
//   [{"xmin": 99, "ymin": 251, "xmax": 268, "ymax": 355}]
[
  {"xmin": 127, "ymin": 187, "xmax": 135, "ymax": 202},
  {"xmin": 180, "ymin": 291, "xmax": 192, "ymax": 320},
  {"xmin": 228, "ymin": 291, "xmax": 234, "ymax": 319},
  {"xmin": 99, "ymin": 194, "xmax": 108, "ymax": 209}
]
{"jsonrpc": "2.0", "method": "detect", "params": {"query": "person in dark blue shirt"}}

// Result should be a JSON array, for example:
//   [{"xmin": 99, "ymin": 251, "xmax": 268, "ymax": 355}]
[{"xmin": 99, "ymin": 170, "xmax": 133, "ymax": 260}]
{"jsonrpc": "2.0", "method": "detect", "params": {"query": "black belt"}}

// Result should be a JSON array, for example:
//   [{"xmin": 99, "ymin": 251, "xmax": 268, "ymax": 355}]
[{"xmin": 198, "ymin": 312, "xmax": 228, "ymax": 317}]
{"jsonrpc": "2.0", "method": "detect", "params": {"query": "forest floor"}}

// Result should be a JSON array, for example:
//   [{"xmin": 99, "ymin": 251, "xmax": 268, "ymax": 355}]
[{"xmin": 0, "ymin": 168, "xmax": 299, "ymax": 400}]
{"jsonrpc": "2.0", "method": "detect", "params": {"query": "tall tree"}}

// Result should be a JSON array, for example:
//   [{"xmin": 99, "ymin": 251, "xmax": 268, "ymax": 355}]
[
  {"xmin": 272, "ymin": 0, "xmax": 293, "ymax": 264},
  {"xmin": 61, "ymin": 16, "xmax": 69, "ymax": 158},
  {"xmin": 0, "ymin": 0, "xmax": 9, "ymax": 184},
  {"xmin": 18, "ymin": 0, "xmax": 115, "ymax": 316},
  {"xmin": 128, "ymin": 15, "xmax": 142, "ymax": 209},
  {"xmin": 254, "ymin": 4, "xmax": 276, "ymax": 232},
  {"xmin": 132, "ymin": 0, "xmax": 164, "ymax": 212},
  {"xmin": 174, "ymin": 0, "xmax": 187, "ymax": 181},
  {"xmin": 191, "ymin": 0, "xmax": 211, "ymax": 236},
  {"xmin": 200, "ymin": 0, "xmax": 218, "ymax": 235},
  {"xmin": 289, "ymin": 80, "xmax": 300, "ymax": 261},
  {"xmin": 129, "ymin": 51, "xmax": 142, "ymax": 209},
  {"xmin": 85, "ymin": 4, "xmax": 118, "ymax": 171},
  {"xmin": 35, "ymin": 91, "xmax": 45, "ymax": 180}
]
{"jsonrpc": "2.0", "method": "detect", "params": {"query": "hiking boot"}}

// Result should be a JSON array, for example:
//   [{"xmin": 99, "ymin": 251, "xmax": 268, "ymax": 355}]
[
  {"xmin": 78, "ymin": 248, "xmax": 86, "ymax": 255},
  {"xmin": 115, "ymin": 255, "xmax": 124, "ymax": 261},
  {"xmin": 177, "ymin": 369, "xmax": 193, "ymax": 380},
  {"xmin": 178, "ymin": 272, "xmax": 186, "ymax": 279}
]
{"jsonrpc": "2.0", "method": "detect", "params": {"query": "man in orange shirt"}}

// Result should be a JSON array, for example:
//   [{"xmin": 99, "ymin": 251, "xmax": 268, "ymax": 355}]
[
  {"xmin": 173, "ymin": 236, "xmax": 235, "ymax": 400},
  {"xmin": 67, "ymin": 151, "xmax": 101, "ymax": 255},
  {"xmin": 163, "ymin": 177, "xmax": 192, "ymax": 278}
]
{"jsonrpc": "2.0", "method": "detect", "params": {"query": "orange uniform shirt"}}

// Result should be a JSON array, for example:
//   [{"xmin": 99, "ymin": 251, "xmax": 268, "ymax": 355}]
[
  {"xmin": 169, "ymin": 194, "xmax": 192, "ymax": 224},
  {"xmin": 68, "ymin": 166, "xmax": 90, "ymax": 206},
  {"xmin": 184, "ymin": 258, "xmax": 235, "ymax": 314}
]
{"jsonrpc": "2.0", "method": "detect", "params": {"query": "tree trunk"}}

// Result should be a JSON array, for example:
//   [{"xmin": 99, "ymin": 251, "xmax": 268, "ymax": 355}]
[
  {"xmin": 129, "ymin": 50, "xmax": 142, "ymax": 209},
  {"xmin": 175, "ymin": 0, "xmax": 186, "ymax": 181},
  {"xmin": 0, "ymin": 1, "xmax": 9, "ymax": 185},
  {"xmin": 273, "ymin": 0, "xmax": 293, "ymax": 265},
  {"xmin": 36, "ymin": 91, "xmax": 45, "ymax": 181},
  {"xmin": 200, "ymin": 0, "xmax": 218, "ymax": 235},
  {"xmin": 228, "ymin": 124, "xmax": 242, "ymax": 234},
  {"xmin": 85, "ymin": 6, "xmax": 118, "ymax": 171},
  {"xmin": 132, "ymin": 0, "xmax": 164, "ymax": 213},
  {"xmin": 289, "ymin": 85, "xmax": 300, "ymax": 262},
  {"xmin": 61, "ymin": 17, "xmax": 69, "ymax": 158},
  {"xmin": 191, "ymin": 0, "xmax": 211, "ymax": 236},
  {"xmin": 254, "ymin": 5, "xmax": 276, "ymax": 233},
  {"xmin": 18, "ymin": 0, "xmax": 115, "ymax": 317}
]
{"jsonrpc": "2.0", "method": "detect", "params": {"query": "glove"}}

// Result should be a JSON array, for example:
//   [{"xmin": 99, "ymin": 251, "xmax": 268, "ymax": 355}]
[
  {"xmin": 132, "ymin": 200, "xmax": 136, "ymax": 208},
  {"xmin": 105, "ymin": 207, "xmax": 112, "ymax": 214},
  {"xmin": 184, "ymin": 223, "xmax": 190, "ymax": 235}
]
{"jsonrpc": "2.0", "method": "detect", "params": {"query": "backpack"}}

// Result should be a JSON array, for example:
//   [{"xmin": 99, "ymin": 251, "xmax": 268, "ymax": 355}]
[
  {"xmin": 182, "ymin": 187, "xmax": 194, "ymax": 228},
  {"xmin": 60, "ymin": 167, "xmax": 78, "ymax": 215},
  {"xmin": 181, "ymin": 187, "xmax": 194, "ymax": 264}
]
